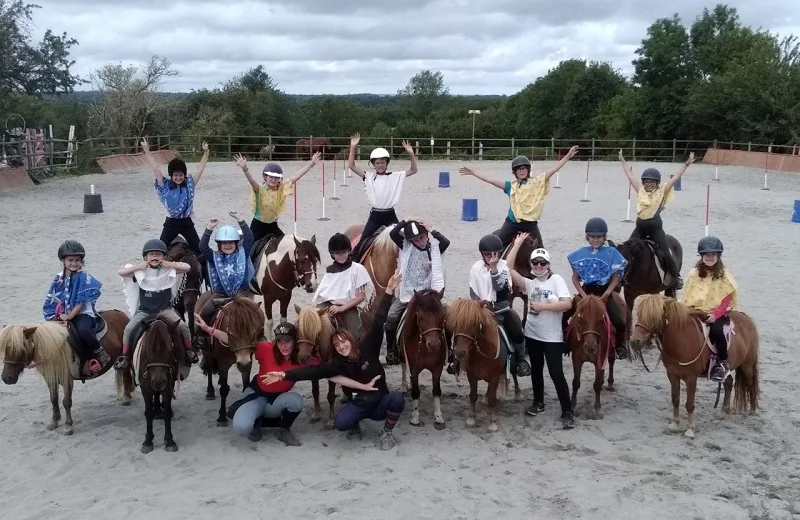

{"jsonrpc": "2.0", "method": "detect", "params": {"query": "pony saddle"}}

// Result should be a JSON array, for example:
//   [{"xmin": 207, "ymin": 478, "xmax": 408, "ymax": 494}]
[
  {"xmin": 352, "ymin": 226, "xmax": 387, "ymax": 264},
  {"xmin": 66, "ymin": 316, "xmax": 109, "ymax": 355},
  {"xmin": 249, "ymin": 235, "xmax": 281, "ymax": 294},
  {"xmin": 642, "ymin": 239, "xmax": 674, "ymax": 284},
  {"xmin": 697, "ymin": 318, "xmax": 735, "ymax": 378},
  {"xmin": 66, "ymin": 316, "xmax": 110, "ymax": 380}
]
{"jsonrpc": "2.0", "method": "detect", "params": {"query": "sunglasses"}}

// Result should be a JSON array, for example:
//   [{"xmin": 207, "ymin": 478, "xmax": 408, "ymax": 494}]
[{"xmin": 531, "ymin": 260, "xmax": 549, "ymax": 267}]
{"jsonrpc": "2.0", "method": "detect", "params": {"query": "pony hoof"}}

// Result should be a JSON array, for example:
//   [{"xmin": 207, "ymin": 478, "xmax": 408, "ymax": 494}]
[
  {"xmin": 141, "ymin": 444, "xmax": 154, "ymax": 454},
  {"xmin": 216, "ymin": 419, "xmax": 228, "ymax": 427},
  {"xmin": 120, "ymin": 400, "xmax": 132, "ymax": 407},
  {"xmin": 165, "ymin": 444, "xmax": 178, "ymax": 452},
  {"xmin": 434, "ymin": 421, "xmax": 446, "ymax": 430},
  {"xmin": 684, "ymin": 429, "xmax": 695, "ymax": 439},
  {"xmin": 62, "ymin": 427, "xmax": 74, "ymax": 436},
  {"xmin": 323, "ymin": 422, "xmax": 335, "ymax": 431},
  {"xmin": 667, "ymin": 421, "xmax": 681, "ymax": 433},
  {"xmin": 205, "ymin": 394, "xmax": 216, "ymax": 401},
  {"xmin": 153, "ymin": 412, "xmax": 164, "ymax": 421},
  {"xmin": 488, "ymin": 422, "xmax": 498, "ymax": 433},
  {"xmin": 606, "ymin": 384, "xmax": 616, "ymax": 392},
  {"xmin": 309, "ymin": 416, "xmax": 321, "ymax": 424},
  {"xmin": 45, "ymin": 422, "xmax": 58, "ymax": 431},
  {"xmin": 590, "ymin": 411, "xmax": 604, "ymax": 420},
  {"xmin": 410, "ymin": 420, "xmax": 424, "ymax": 427},
  {"xmin": 466, "ymin": 418, "xmax": 476, "ymax": 427}
]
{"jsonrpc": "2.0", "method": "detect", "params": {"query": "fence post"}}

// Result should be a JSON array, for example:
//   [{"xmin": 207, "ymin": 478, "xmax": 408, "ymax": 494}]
[
  {"xmin": 268, "ymin": 136, "xmax": 273, "ymax": 159},
  {"xmin": 357, "ymin": 145, "xmax": 361, "ymax": 161},
  {"xmin": 672, "ymin": 138, "xmax": 676, "ymax": 162},
  {"xmin": 227, "ymin": 135, "xmax": 232, "ymax": 156},
  {"xmin": 415, "ymin": 141, "xmax": 419, "ymax": 156},
  {"xmin": 390, "ymin": 136, "xmax": 394, "ymax": 157},
  {"xmin": 430, "ymin": 136, "xmax": 434, "ymax": 157},
  {"xmin": 511, "ymin": 137, "xmax": 515, "ymax": 157},
  {"xmin": 309, "ymin": 135, "xmax": 313, "ymax": 158},
  {"xmin": 550, "ymin": 137, "xmax": 555, "ymax": 159},
  {"xmin": 479, "ymin": 142, "xmax": 483, "ymax": 161},
  {"xmin": 446, "ymin": 141, "xmax": 451, "ymax": 158},
  {"xmin": 591, "ymin": 138, "xmax": 596, "ymax": 161},
  {"xmin": 747, "ymin": 142, "xmax": 751, "ymax": 152},
  {"xmin": 632, "ymin": 138, "xmax": 637, "ymax": 161}
]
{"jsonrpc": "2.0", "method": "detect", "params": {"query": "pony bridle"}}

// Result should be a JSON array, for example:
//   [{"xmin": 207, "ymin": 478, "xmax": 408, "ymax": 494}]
[
  {"xmin": 453, "ymin": 323, "xmax": 494, "ymax": 359},
  {"xmin": 573, "ymin": 313, "xmax": 604, "ymax": 356},
  {"xmin": 416, "ymin": 314, "xmax": 445, "ymax": 352},
  {"xmin": 293, "ymin": 250, "xmax": 317, "ymax": 288}
]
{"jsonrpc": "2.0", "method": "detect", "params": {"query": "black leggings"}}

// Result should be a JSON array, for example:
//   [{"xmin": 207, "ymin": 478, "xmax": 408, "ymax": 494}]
[
  {"xmin": 526, "ymin": 337, "xmax": 571, "ymax": 413},
  {"xmin": 250, "ymin": 219, "xmax": 284, "ymax": 243},
  {"xmin": 354, "ymin": 208, "xmax": 398, "ymax": 256},
  {"xmin": 708, "ymin": 315, "xmax": 730, "ymax": 361},
  {"xmin": 160, "ymin": 217, "xmax": 200, "ymax": 254},
  {"xmin": 632, "ymin": 216, "xmax": 678, "ymax": 276},
  {"xmin": 497, "ymin": 309, "xmax": 525, "ymax": 345},
  {"xmin": 71, "ymin": 314, "xmax": 102, "ymax": 356},
  {"xmin": 494, "ymin": 218, "xmax": 544, "ymax": 249}
]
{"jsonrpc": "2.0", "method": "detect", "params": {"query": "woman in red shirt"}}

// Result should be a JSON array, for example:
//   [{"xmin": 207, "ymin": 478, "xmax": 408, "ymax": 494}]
[{"xmin": 195, "ymin": 316, "xmax": 377, "ymax": 445}]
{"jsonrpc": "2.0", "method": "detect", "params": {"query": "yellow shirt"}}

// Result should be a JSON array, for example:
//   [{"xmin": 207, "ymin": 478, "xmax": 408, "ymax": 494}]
[
  {"xmin": 636, "ymin": 185, "xmax": 674, "ymax": 220},
  {"xmin": 251, "ymin": 182, "xmax": 293, "ymax": 223},
  {"xmin": 680, "ymin": 267, "xmax": 739, "ymax": 314},
  {"xmin": 507, "ymin": 174, "xmax": 551, "ymax": 222}
]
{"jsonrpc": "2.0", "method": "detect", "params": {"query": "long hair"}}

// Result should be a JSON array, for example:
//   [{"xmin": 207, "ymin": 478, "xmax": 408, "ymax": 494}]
[
  {"xmin": 634, "ymin": 294, "xmax": 692, "ymax": 334},
  {"xmin": 272, "ymin": 339, "xmax": 299, "ymax": 365},
  {"xmin": 695, "ymin": 257, "xmax": 725, "ymax": 279},
  {"xmin": 330, "ymin": 329, "xmax": 360, "ymax": 359},
  {"xmin": 445, "ymin": 298, "xmax": 495, "ymax": 335}
]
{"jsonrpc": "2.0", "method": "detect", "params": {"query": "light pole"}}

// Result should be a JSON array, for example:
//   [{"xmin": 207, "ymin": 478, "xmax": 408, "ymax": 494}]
[{"xmin": 468, "ymin": 109, "xmax": 481, "ymax": 158}]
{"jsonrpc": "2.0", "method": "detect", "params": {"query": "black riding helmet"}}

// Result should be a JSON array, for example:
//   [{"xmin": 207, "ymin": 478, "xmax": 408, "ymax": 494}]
[
  {"xmin": 142, "ymin": 238, "xmax": 168, "ymax": 257},
  {"xmin": 511, "ymin": 155, "xmax": 531, "ymax": 175},
  {"xmin": 697, "ymin": 236, "xmax": 723, "ymax": 255},
  {"xmin": 167, "ymin": 158, "xmax": 188, "ymax": 177},
  {"xmin": 403, "ymin": 221, "xmax": 427, "ymax": 240},
  {"xmin": 58, "ymin": 240, "xmax": 86, "ymax": 260},
  {"xmin": 328, "ymin": 233, "xmax": 351, "ymax": 254},
  {"xmin": 585, "ymin": 217, "xmax": 608, "ymax": 235},
  {"xmin": 478, "ymin": 234, "xmax": 504, "ymax": 253},
  {"xmin": 641, "ymin": 168, "xmax": 661, "ymax": 182}
]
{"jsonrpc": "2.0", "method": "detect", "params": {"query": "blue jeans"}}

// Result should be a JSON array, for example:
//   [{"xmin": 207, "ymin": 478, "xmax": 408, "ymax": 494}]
[
  {"xmin": 232, "ymin": 389, "xmax": 304, "ymax": 436},
  {"xmin": 72, "ymin": 313, "xmax": 101, "ymax": 355},
  {"xmin": 334, "ymin": 391, "xmax": 405, "ymax": 431}
]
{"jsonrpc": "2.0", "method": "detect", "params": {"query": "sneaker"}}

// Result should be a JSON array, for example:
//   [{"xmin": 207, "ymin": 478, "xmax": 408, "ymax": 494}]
[
  {"xmin": 385, "ymin": 350, "xmax": 400, "ymax": 366},
  {"xmin": 378, "ymin": 430, "xmax": 396, "ymax": 450},
  {"xmin": 93, "ymin": 349, "xmax": 111, "ymax": 367},
  {"xmin": 346, "ymin": 424, "xmax": 363, "ymax": 441},
  {"xmin": 525, "ymin": 402, "xmax": 545, "ymax": 416},
  {"xmin": 675, "ymin": 276, "xmax": 684, "ymax": 290},
  {"xmin": 616, "ymin": 345, "xmax": 628, "ymax": 360},
  {"xmin": 561, "ymin": 411, "xmax": 575, "ymax": 429},
  {"xmin": 710, "ymin": 361, "xmax": 729, "ymax": 383},
  {"xmin": 515, "ymin": 359, "xmax": 532, "ymax": 377},
  {"xmin": 277, "ymin": 428, "xmax": 302, "ymax": 447}
]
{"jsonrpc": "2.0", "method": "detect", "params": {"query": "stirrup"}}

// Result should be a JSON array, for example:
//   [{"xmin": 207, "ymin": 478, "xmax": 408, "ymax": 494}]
[{"xmin": 85, "ymin": 358, "xmax": 103, "ymax": 374}]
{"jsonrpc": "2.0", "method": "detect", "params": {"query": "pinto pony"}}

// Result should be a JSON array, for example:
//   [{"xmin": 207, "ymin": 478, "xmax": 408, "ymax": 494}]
[
  {"xmin": 446, "ymin": 298, "xmax": 507, "ymax": 432},
  {"xmin": 195, "ymin": 292, "xmax": 264, "ymax": 425},
  {"xmin": 565, "ymin": 295, "xmax": 627, "ymax": 419},
  {"xmin": 399, "ymin": 289, "xmax": 447, "ymax": 429},
  {"xmin": 629, "ymin": 294, "xmax": 759, "ymax": 438},
  {"xmin": 0, "ymin": 310, "xmax": 132, "ymax": 435}
]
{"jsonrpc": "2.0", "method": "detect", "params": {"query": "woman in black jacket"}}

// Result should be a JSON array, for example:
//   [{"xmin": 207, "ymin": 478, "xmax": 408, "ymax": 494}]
[{"xmin": 262, "ymin": 270, "xmax": 405, "ymax": 450}]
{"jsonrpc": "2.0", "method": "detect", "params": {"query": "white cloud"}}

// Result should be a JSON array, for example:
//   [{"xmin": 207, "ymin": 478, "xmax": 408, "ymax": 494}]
[{"xmin": 28, "ymin": 0, "xmax": 800, "ymax": 95}]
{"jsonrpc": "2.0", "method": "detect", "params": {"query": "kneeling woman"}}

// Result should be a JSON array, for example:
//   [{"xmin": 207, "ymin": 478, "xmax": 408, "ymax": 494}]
[
  {"xmin": 262, "ymin": 270, "xmax": 405, "ymax": 450},
  {"xmin": 195, "ymin": 319, "xmax": 376, "ymax": 446}
]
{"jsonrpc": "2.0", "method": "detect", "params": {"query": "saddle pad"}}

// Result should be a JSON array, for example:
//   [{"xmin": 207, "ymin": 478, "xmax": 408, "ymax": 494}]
[
  {"xmin": 698, "ymin": 318, "xmax": 735, "ymax": 379},
  {"xmin": 645, "ymin": 241, "xmax": 666, "ymax": 284}
]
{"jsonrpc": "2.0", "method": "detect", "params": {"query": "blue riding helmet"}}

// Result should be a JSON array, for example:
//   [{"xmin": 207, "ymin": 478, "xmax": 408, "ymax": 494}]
[
  {"xmin": 585, "ymin": 217, "xmax": 608, "ymax": 235},
  {"xmin": 262, "ymin": 163, "xmax": 283, "ymax": 178},
  {"xmin": 215, "ymin": 225, "xmax": 241, "ymax": 243}
]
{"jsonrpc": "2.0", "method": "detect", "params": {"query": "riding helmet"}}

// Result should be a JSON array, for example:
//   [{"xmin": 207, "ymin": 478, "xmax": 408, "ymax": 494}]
[
  {"xmin": 511, "ymin": 155, "xmax": 531, "ymax": 171},
  {"xmin": 262, "ymin": 163, "xmax": 283, "ymax": 178},
  {"xmin": 640, "ymin": 168, "xmax": 661, "ymax": 181},
  {"xmin": 403, "ymin": 221, "xmax": 427, "ymax": 240},
  {"xmin": 58, "ymin": 240, "xmax": 86, "ymax": 260},
  {"xmin": 328, "ymin": 233, "xmax": 351, "ymax": 254},
  {"xmin": 478, "ymin": 234, "xmax": 504, "ymax": 253},
  {"xmin": 215, "ymin": 225, "xmax": 241, "ymax": 243},
  {"xmin": 167, "ymin": 158, "xmax": 187, "ymax": 176},
  {"xmin": 273, "ymin": 322, "xmax": 297, "ymax": 341},
  {"xmin": 142, "ymin": 238, "xmax": 169, "ymax": 257},
  {"xmin": 585, "ymin": 217, "xmax": 608, "ymax": 235},
  {"xmin": 697, "ymin": 236, "xmax": 723, "ymax": 255},
  {"xmin": 370, "ymin": 147, "xmax": 390, "ymax": 163}
]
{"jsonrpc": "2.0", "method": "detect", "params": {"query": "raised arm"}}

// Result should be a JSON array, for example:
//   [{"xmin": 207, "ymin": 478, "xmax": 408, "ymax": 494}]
[
  {"xmin": 347, "ymin": 133, "xmax": 366, "ymax": 179},
  {"xmin": 199, "ymin": 218, "xmax": 218, "ymax": 257},
  {"xmin": 506, "ymin": 233, "xmax": 530, "ymax": 289},
  {"xmin": 287, "ymin": 151, "xmax": 321, "ymax": 185},
  {"xmin": 618, "ymin": 149, "xmax": 641, "ymax": 192},
  {"xmin": 389, "ymin": 220, "xmax": 406, "ymax": 248},
  {"xmin": 234, "ymin": 153, "xmax": 260, "ymax": 191},
  {"xmin": 231, "ymin": 212, "xmax": 254, "ymax": 253},
  {"xmin": 663, "ymin": 152, "xmax": 695, "ymax": 191},
  {"xmin": 458, "ymin": 166, "xmax": 504, "ymax": 189},
  {"xmin": 141, "ymin": 138, "xmax": 164, "ymax": 184},
  {"xmin": 544, "ymin": 144, "xmax": 579, "ymax": 180},
  {"xmin": 361, "ymin": 271, "xmax": 402, "ymax": 356},
  {"xmin": 401, "ymin": 140, "xmax": 418, "ymax": 176},
  {"xmin": 192, "ymin": 141, "xmax": 210, "ymax": 185}
]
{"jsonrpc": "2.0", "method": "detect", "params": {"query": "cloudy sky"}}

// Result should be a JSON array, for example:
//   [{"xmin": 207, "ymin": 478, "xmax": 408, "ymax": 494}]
[{"xmin": 29, "ymin": 0, "xmax": 800, "ymax": 95}]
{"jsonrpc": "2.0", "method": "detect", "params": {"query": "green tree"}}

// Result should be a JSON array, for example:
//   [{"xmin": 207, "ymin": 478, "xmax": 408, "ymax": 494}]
[{"xmin": 397, "ymin": 69, "xmax": 449, "ymax": 121}]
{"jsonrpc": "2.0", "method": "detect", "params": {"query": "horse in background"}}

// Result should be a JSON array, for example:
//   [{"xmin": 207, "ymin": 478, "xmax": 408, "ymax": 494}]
[
  {"xmin": 0, "ymin": 310, "xmax": 132, "ymax": 435},
  {"xmin": 259, "ymin": 144, "xmax": 275, "ymax": 160},
  {"xmin": 399, "ymin": 289, "xmax": 447, "ymax": 429},
  {"xmin": 296, "ymin": 138, "xmax": 332, "ymax": 160},
  {"xmin": 446, "ymin": 298, "xmax": 507, "ymax": 432},
  {"xmin": 565, "ymin": 295, "xmax": 627, "ymax": 419},
  {"xmin": 629, "ymin": 294, "xmax": 759, "ymax": 438},
  {"xmin": 167, "ymin": 236, "xmax": 204, "ymax": 335}
]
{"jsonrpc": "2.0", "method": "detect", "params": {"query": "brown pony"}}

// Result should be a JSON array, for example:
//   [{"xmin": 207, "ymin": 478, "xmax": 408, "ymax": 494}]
[
  {"xmin": 293, "ymin": 303, "xmax": 338, "ymax": 428},
  {"xmin": 399, "ymin": 289, "xmax": 447, "ymax": 429},
  {"xmin": 343, "ymin": 224, "xmax": 398, "ymax": 295},
  {"xmin": 611, "ymin": 236, "xmax": 683, "ymax": 309},
  {"xmin": 134, "ymin": 312, "xmax": 184, "ymax": 453},
  {"xmin": 167, "ymin": 237, "xmax": 204, "ymax": 335},
  {"xmin": 195, "ymin": 291, "xmax": 264, "ymax": 425},
  {"xmin": 629, "ymin": 294, "xmax": 759, "ymax": 438},
  {"xmin": 565, "ymin": 295, "xmax": 627, "ymax": 419},
  {"xmin": 0, "ymin": 310, "xmax": 132, "ymax": 435},
  {"xmin": 446, "ymin": 298, "xmax": 507, "ymax": 432},
  {"xmin": 501, "ymin": 233, "xmax": 538, "ymax": 325},
  {"xmin": 253, "ymin": 234, "xmax": 320, "ymax": 340}
]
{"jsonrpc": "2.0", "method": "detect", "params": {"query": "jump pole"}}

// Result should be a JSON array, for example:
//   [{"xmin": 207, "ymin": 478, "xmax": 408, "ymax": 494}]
[
  {"xmin": 713, "ymin": 142, "xmax": 720, "ymax": 181},
  {"xmin": 331, "ymin": 160, "xmax": 339, "ymax": 200},
  {"xmin": 762, "ymin": 145, "xmax": 771, "ymax": 191},
  {"xmin": 341, "ymin": 154, "xmax": 349, "ymax": 187},
  {"xmin": 293, "ymin": 180, "xmax": 298, "ymax": 235},
  {"xmin": 622, "ymin": 182, "xmax": 634, "ymax": 223},
  {"xmin": 705, "ymin": 184, "xmax": 710, "ymax": 237},
  {"xmin": 318, "ymin": 162, "xmax": 330, "ymax": 221},
  {"xmin": 579, "ymin": 160, "xmax": 590, "ymax": 202}
]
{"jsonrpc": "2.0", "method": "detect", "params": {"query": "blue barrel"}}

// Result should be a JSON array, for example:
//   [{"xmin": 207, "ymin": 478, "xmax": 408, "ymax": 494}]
[
  {"xmin": 438, "ymin": 171, "xmax": 450, "ymax": 188},
  {"xmin": 792, "ymin": 200, "xmax": 800, "ymax": 223},
  {"xmin": 462, "ymin": 198, "xmax": 478, "ymax": 221},
  {"xmin": 670, "ymin": 174, "xmax": 682, "ymax": 191}
]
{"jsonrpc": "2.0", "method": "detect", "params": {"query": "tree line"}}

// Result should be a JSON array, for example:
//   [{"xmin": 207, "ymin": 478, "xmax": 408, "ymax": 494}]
[{"xmin": 1, "ymin": 1, "xmax": 798, "ymax": 165}]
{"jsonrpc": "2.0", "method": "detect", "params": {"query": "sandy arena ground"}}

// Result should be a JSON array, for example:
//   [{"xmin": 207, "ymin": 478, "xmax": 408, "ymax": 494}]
[{"xmin": 1, "ymin": 157, "xmax": 799, "ymax": 519}]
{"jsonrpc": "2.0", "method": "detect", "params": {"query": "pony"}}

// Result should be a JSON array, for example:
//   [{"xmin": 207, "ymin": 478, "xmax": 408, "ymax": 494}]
[
  {"xmin": 167, "ymin": 236, "xmax": 204, "ymax": 336},
  {"xmin": 565, "ymin": 295, "xmax": 627, "ymax": 419},
  {"xmin": 295, "ymin": 138, "xmax": 332, "ymax": 160},
  {"xmin": 501, "ymin": 232, "xmax": 538, "ymax": 326},
  {"xmin": 446, "ymin": 298, "xmax": 507, "ymax": 432},
  {"xmin": 399, "ymin": 289, "xmax": 447, "ymax": 429},
  {"xmin": 611, "ymin": 235, "xmax": 683, "ymax": 310},
  {"xmin": 259, "ymin": 144, "xmax": 275, "ymax": 160},
  {"xmin": 252, "ymin": 234, "xmax": 320, "ymax": 340},
  {"xmin": 195, "ymin": 291, "xmax": 265, "ymax": 425},
  {"xmin": 629, "ymin": 294, "xmax": 760, "ymax": 438},
  {"xmin": 343, "ymin": 224, "xmax": 399, "ymax": 296},
  {"xmin": 0, "ymin": 310, "xmax": 132, "ymax": 435},
  {"xmin": 134, "ymin": 312, "xmax": 184, "ymax": 453}
]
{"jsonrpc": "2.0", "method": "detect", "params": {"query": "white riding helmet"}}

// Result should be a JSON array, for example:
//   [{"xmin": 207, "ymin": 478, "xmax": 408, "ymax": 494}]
[
  {"xmin": 530, "ymin": 248, "xmax": 551, "ymax": 263},
  {"xmin": 370, "ymin": 147, "xmax": 390, "ymax": 162}
]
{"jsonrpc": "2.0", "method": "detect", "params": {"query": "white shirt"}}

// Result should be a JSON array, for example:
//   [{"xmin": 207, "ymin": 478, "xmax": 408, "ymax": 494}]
[
  {"xmin": 523, "ymin": 274, "xmax": 571, "ymax": 342},
  {"xmin": 312, "ymin": 263, "xmax": 373, "ymax": 306},
  {"xmin": 363, "ymin": 170, "xmax": 406, "ymax": 209}
]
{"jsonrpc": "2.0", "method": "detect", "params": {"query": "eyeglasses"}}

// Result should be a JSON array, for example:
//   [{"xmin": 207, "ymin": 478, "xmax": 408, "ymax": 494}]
[{"xmin": 531, "ymin": 260, "xmax": 549, "ymax": 266}]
